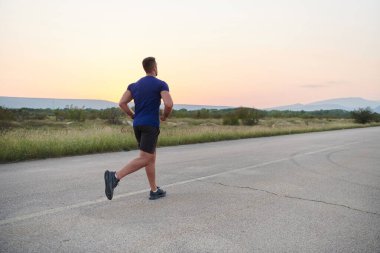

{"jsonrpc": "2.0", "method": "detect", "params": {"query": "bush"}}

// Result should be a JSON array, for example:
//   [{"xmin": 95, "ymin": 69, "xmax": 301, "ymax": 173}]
[
  {"xmin": 223, "ymin": 107, "xmax": 261, "ymax": 126},
  {"xmin": 222, "ymin": 114, "xmax": 239, "ymax": 125},
  {"xmin": 0, "ymin": 107, "xmax": 15, "ymax": 121},
  {"xmin": 372, "ymin": 113, "xmax": 380, "ymax": 122},
  {"xmin": 238, "ymin": 108, "xmax": 260, "ymax": 126},
  {"xmin": 101, "ymin": 108, "xmax": 124, "ymax": 125},
  {"xmin": 242, "ymin": 117, "xmax": 258, "ymax": 126},
  {"xmin": 351, "ymin": 107, "xmax": 375, "ymax": 124}
]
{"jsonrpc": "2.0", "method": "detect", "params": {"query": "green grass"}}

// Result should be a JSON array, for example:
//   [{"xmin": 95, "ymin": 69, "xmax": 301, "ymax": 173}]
[
  {"xmin": 0, "ymin": 127, "xmax": 136, "ymax": 162},
  {"xmin": 1, "ymin": 118, "xmax": 379, "ymax": 163},
  {"xmin": 160, "ymin": 120, "xmax": 378, "ymax": 146}
]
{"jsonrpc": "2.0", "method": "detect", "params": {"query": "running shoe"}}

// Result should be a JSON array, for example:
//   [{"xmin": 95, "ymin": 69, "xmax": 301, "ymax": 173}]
[
  {"xmin": 149, "ymin": 186, "xmax": 166, "ymax": 200},
  {"xmin": 104, "ymin": 170, "xmax": 119, "ymax": 200}
]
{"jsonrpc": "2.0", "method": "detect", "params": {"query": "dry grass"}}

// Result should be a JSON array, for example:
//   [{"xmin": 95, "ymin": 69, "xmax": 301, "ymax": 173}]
[{"xmin": 1, "ymin": 118, "xmax": 379, "ymax": 163}]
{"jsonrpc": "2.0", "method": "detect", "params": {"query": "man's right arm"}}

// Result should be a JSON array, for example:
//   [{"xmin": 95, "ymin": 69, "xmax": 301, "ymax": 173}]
[
  {"xmin": 119, "ymin": 90, "xmax": 134, "ymax": 119},
  {"xmin": 160, "ymin": 90, "xmax": 173, "ymax": 121}
]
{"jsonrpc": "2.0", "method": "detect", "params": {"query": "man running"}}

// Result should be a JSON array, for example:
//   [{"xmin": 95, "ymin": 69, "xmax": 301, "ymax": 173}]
[{"xmin": 104, "ymin": 57, "xmax": 173, "ymax": 200}]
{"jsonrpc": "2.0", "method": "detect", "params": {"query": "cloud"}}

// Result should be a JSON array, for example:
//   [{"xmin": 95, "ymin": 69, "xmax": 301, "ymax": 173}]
[
  {"xmin": 300, "ymin": 80, "xmax": 349, "ymax": 89},
  {"xmin": 300, "ymin": 84, "xmax": 328, "ymax": 88}
]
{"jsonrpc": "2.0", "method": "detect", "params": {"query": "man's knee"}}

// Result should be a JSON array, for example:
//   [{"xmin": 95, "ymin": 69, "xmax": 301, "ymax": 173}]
[{"xmin": 139, "ymin": 151, "xmax": 155, "ymax": 164}]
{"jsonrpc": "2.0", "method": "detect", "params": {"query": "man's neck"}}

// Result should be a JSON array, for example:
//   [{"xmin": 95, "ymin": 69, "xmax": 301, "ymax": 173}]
[{"xmin": 146, "ymin": 73, "xmax": 156, "ymax": 77}]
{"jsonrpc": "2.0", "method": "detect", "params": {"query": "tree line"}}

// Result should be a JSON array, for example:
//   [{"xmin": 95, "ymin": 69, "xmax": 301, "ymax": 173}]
[
  {"xmin": 0, "ymin": 107, "xmax": 123, "ymax": 124},
  {"xmin": 0, "ymin": 106, "xmax": 379, "ymax": 125}
]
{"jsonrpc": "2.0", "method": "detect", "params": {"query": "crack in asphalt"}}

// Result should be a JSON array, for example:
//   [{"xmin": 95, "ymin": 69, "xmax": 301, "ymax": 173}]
[
  {"xmin": 326, "ymin": 151, "xmax": 380, "ymax": 178},
  {"xmin": 289, "ymin": 151, "xmax": 380, "ymax": 191},
  {"xmin": 206, "ymin": 181, "xmax": 380, "ymax": 217}
]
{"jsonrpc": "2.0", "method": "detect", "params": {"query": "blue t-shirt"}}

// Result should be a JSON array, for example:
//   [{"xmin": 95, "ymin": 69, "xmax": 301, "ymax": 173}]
[{"xmin": 128, "ymin": 76, "xmax": 169, "ymax": 127}]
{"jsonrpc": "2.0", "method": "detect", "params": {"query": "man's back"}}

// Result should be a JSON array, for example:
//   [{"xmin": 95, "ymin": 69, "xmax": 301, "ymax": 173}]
[{"xmin": 128, "ymin": 76, "xmax": 169, "ymax": 127}]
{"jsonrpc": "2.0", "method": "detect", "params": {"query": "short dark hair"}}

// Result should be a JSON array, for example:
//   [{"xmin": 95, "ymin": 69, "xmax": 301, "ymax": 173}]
[{"xmin": 142, "ymin": 57, "xmax": 156, "ymax": 73}]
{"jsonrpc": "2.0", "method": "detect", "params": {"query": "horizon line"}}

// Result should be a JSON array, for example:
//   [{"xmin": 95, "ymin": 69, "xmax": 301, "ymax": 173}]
[{"xmin": 1, "ymin": 95, "xmax": 380, "ymax": 109}]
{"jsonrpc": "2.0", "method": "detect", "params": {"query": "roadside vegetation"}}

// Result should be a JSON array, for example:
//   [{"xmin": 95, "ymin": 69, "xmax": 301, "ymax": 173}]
[{"xmin": 1, "ymin": 106, "xmax": 379, "ymax": 163}]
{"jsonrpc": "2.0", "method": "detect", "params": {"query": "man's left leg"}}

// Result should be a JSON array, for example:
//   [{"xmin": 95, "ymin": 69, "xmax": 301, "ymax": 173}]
[
  {"xmin": 142, "ymin": 127, "xmax": 165, "ymax": 200},
  {"xmin": 145, "ymin": 152, "xmax": 157, "ymax": 192}
]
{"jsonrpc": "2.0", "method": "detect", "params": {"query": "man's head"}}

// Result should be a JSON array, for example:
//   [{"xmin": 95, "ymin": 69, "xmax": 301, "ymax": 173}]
[{"xmin": 142, "ymin": 57, "xmax": 157, "ymax": 76}]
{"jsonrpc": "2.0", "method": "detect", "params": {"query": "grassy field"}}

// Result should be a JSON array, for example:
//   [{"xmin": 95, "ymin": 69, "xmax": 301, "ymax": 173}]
[{"xmin": 1, "ymin": 118, "xmax": 379, "ymax": 163}]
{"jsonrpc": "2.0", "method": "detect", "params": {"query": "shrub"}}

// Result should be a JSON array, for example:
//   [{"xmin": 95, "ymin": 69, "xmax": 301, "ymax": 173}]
[
  {"xmin": 101, "ymin": 108, "xmax": 124, "ymax": 125},
  {"xmin": 373, "ymin": 113, "xmax": 380, "ymax": 122},
  {"xmin": 223, "ymin": 107, "xmax": 261, "ymax": 126},
  {"xmin": 351, "ymin": 107, "xmax": 375, "ymax": 124},
  {"xmin": 238, "ymin": 108, "xmax": 260, "ymax": 126},
  {"xmin": 0, "ymin": 107, "xmax": 15, "ymax": 121},
  {"xmin": 222, "ymin": 114, "xmax": 239, "ymax": 125}
]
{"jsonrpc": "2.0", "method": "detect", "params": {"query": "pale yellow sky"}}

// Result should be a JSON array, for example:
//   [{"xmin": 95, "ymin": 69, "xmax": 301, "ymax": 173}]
[{"xmin": 0, "ymin": 0, "xmax": 379, "ymax": 108}]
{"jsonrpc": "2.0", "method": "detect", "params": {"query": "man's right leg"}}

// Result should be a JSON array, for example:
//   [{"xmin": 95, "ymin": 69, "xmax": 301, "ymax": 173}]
[
  {"xmin": 104, "ymin": 126, "xmax": 163, "ymax": 200},
  {"xmin": 116, "ymin": 151, "xmax": 155, "ymax": 180},
  {"xmin": 104, "ymin": 151, "xmax": 154, "ymax": 200}
]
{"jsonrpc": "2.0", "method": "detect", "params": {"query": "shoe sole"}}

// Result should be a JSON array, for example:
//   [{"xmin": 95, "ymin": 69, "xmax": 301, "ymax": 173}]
[
  {"xmin": 149, "ymin": 192, "xmax": 166, "ymax": 200},
  {"xmin": 104, "ymin": 171, "xmax": 113, "ymax": 200}
]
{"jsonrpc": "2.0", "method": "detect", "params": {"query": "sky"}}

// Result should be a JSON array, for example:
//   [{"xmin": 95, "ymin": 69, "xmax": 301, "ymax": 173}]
[{"xmin": 0, "ymin": 0, "xmax": 379, "ymax": 108}]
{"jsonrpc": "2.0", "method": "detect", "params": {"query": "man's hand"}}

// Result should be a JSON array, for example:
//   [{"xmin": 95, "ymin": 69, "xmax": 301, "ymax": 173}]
[{"xmin": 160, "ymin": 115, "xmax": 167, "ymax": 121}]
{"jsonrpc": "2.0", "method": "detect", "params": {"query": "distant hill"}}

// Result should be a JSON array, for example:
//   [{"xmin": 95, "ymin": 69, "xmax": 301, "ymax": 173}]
[
  {"xmin": 0, "ymin": 96, "xmax": 232, "ymax": 111},
  {"xmin": 2, "ymin": 96, "xmax": 379, "ymax": 112},
  {"xmin": 266, "ymin": 97, "xmax": 380, "ymax": 112},
  {"xmin": 173, "ymin": 104, "xmax": 232, "ymax": 111},
  {"xmin": 0, "ymin": 97, "xmax": 118, "ymax": 110}
]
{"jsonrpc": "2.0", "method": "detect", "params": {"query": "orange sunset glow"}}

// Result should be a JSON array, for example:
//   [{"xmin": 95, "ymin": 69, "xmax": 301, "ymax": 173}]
[{"xmin": 1, "ymin": 0, "xmax": 379, "ymax": 108}]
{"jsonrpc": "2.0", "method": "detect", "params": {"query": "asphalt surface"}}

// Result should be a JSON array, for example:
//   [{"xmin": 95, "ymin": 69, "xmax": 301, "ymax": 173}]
[{"xmin": 1, "ymin": 127, "xmax": 380, "ymax": 253}]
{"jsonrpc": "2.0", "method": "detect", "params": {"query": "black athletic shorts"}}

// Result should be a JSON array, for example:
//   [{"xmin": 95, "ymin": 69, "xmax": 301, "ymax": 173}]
[{"xmin": 133, "ymin": 126, "xmax": 160, "ymax": 154}]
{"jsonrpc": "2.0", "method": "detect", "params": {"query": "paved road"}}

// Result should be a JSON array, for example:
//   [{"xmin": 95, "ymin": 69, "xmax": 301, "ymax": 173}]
[{"xmin": 1, "ymin": 127, "xmax": 380, "ymax": 253}]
